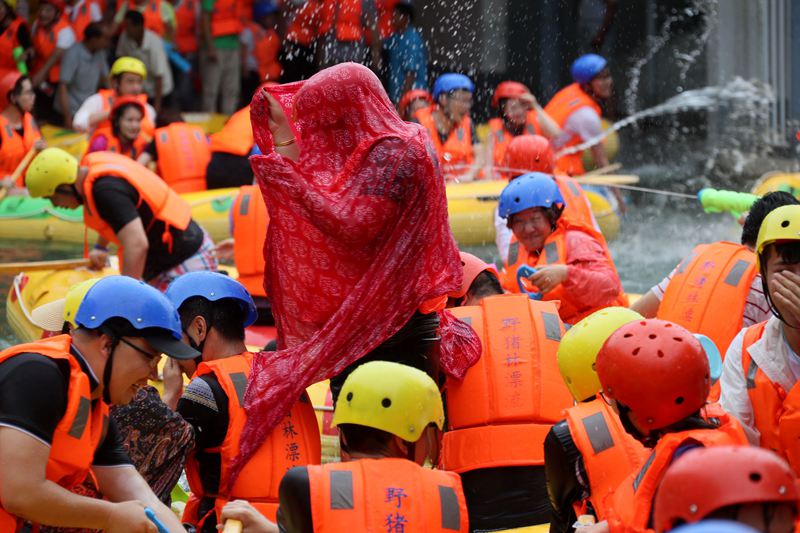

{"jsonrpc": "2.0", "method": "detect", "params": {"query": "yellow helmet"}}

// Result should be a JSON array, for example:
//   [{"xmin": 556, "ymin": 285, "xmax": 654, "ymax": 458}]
[
  {"xmin": 756, "ymin": 205, "xmax": 800, "ymax": 264},
  {"xmin": 31, "ymin": 278, "xmax": 102, "ymax": 332},
  {"xmin": 333, "ymin": 361, "xmax": 444, "ymax": 443},
  {"xmin": 25, "ymin": 147, "xmax": 78, "ymax": 198},
  {"xmin": 110, "ymin": 56, "xmax": 147, "ymax": 80},
  {"xmin": 557, "ymin": 306, "xmax": 643, "ymax": 401}
]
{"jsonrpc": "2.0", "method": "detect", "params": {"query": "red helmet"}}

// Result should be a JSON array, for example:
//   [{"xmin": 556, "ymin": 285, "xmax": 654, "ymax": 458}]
[
  {"xmin": 110, "ymin": 95, "xmax": 146, "ymax": 120},
  {"xmin": 0, "ymin": 69, "xmax": 22, "ymax": 109},
  {"xmin": 596, "ymin": 319, "xmax": 710, "ymax": 433},
  {"xmin": 492, "ymin": 81, "xmax": 529, "ymax": 108},
  {"xmin": 450, "ymin": 252, "xmax": 498, "ymax": 299},
  {"xmin": 653, "ymin": 446, "xmax": 799, "ymax": 533},
  {"xmin": 504, "ymin": 134, "xmax": 556, "ymax": 175},
  {"xmin": 398, "ymin": 89, "xmax": 432, "ymax": 119}
]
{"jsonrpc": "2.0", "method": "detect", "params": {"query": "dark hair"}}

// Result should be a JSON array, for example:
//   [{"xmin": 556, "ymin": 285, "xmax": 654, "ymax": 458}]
[
  {"xmin": 83, "ymin": 21, "xmax": 104, "ymax": 41},
  {"xmin": 393, "ymin": 2, "xmax": 414, "ymax": 22},
  {"xmin": 507, "ymin": 204, "xmax": 563, "ymax": 232},
  {"xmin": 178, "ymin": 296, "xmax": 247, "ymax": 342},
  {"xmin": 124, "ymin": 9, "xmax": 144, "ymax": 27},
  {"xmin": 468, "ymin": 270, "xmax": 503, "ymax": 301},
  {"xmin": 8, "ymin": 75, "xmax": 28, "ymax": 104},
  {"xmin": 111, "ymin": 102, "xmax": 144, "ymax": 137},
  {"xmin": 155, "ymin": 107, "xmax": 184, "ymax": 128},
  {"xmin": 338, "ymin": 423, "xmax": 394, "ymax": 455},
  {"xmin": 760, "ymin": 241, "xmax": 800, "ymax": 325},
  {"xmin": 741, "ymin": 191, "xmax": 800, "ymax": 247}
]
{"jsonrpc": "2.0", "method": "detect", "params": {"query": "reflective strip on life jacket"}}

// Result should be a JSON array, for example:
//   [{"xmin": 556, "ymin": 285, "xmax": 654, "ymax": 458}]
[
  {"xmin": 232, "ymin": 185, "xmax": 268, "ymax": 298},
  {"xmin": 307, "ymin": 458, "xmax": 469, "ymax": 532},
  {"xmin": 543, "ymin": 83, "xmax": 602, "ymax": 176},
  {"xmin": 0, "ymin": 113, "xmax": 41, "ymax": 185},
  {"xmin": 154, "ymin": 123, "xmax": 210, "ymax": 193},
  {"xmin": 564, "ymin": 398, "xmax": 648, "ymax": 520},
  {"xmin": 209, "ymin": 106, "xmax": 253, "ymax": 156},
  {"xmin": 0, "ymin": 335, "xmax": 109, "ymax": 529},
  {"xmin": 414, "ymin": 105, "xmax": 473, "ymax": 180},
  {"xmin": 443, "ymin": 294, "xmax": 572, "ymax": 472}
]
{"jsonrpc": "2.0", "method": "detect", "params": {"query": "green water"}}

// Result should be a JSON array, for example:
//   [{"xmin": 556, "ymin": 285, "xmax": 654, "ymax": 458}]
[{"xmin": 0, "ymin": 197, "xmax": 742, "ymax": 349}]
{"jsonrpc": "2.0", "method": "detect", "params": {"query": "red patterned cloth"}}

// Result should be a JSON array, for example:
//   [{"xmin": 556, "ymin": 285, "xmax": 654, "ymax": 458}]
[{"xmin": 234, "ymin": 63, "xmax": 480, "ymax": 477}]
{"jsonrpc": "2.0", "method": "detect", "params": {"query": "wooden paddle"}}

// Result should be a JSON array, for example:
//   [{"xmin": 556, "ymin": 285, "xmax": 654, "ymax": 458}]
[
  {"xmin": 0, "ymin": 257, "xmax": 91, "ymax": 275},
  {"xmin": 222, "ymin": 520, "xmax": 243, "ymax": 533},
  {"xmin": 575, "ymin": 174, "xmax": 639, "ymax": 186},
  {"xmin": 0, "ymin": 145, "xmax": 38, "ymax": 201}
]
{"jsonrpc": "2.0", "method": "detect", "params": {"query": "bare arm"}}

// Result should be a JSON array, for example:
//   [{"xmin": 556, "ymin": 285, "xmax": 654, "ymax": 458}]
[
  {"xmin": 93, "ymin": 464, "xmax": 185, "ymax": 532},
  {"xmin": 0, "ymin": 428, "xmax": 157, "ymax": 532},
  {"xmin": 629, "ymin": 290, "xmax": 660, "ymax": 318},
  {"xmin": 533, "ymin": 104, "xmax": 562, "ymax": 139},
  {"xmin": 116, "ymin": 217, "xmax": 149, "ymax": 279},
  {"xmin": 136, "ymin": 152, "xmax": 154, "ymax": 167},
  {"xmin": 31, "ymin": 48, "xmax": 66, "ymax": 88}
]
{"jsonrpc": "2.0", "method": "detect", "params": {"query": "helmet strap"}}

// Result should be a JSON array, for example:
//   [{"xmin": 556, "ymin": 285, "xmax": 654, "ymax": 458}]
[{"xmin": 102, "ymin": 335, "xmax": 121, "ymax": 404}]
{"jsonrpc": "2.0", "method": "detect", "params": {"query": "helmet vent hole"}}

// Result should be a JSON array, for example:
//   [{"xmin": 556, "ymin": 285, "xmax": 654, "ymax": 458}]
[
  {"xmin": 657, "ymin": 350, "xmax": 664, "ymax": 358},
  {"xmin": 673, "ymin": 337, "xmax": 683, "ymax": 342},
  {"xmin": 749, "ymin": 472, "xmax": 762, "ymax": 483},
  {"xmin": 382, "ymin": 398, "xmax": 392, "ymax": 408},
  {"xmin": 648, "ymin": 334, "xmax": 657, "ymax": 339},
  {"xmin": 632, "ymin": 347, "xmax": 640, "ymax": 356},
  {"xmin": 346, "ymin": 392, "xmax": 353, "ymax": 402},
  {"xmin": 782, "ymin": 220, "xmax": 790, "ymax": 228},
  {"xmin": 514, "ymin": 196, "xmax": 520, "ymax": 203},
  {"xmin": 675, "ymin": 396, "xmax": 684, "ymax": 405},
  {"xmin": 623, "ymin": 333, "xmax": 633, "ymax": 338}
]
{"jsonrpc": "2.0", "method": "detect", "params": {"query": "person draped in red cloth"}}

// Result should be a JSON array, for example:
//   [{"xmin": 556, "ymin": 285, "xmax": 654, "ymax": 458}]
[{"xmin": 232, "ymin": 63, "xmax": 481, "ymax": 479}]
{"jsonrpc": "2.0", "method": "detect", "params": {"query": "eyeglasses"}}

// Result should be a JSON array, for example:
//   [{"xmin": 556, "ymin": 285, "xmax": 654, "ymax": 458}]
[{"xmin": 118, "ymin": 336, "xmax": 160, "ymax": 362}]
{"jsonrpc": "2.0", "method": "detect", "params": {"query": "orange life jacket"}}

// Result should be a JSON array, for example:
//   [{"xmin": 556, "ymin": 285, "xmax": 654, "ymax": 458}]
[
  {"xmin": 129, "ymin": 0, "xmax": 165, "ymax": 35},
  {"xmin": 173, "ymin": 0, "xmax": 198, "ymax": 53},
  {"xmin": 0, "ymin": 335, "xmax": 109, "ymax": 532},
  {"xmin": 307, "ymin": 458, "xmax": 469, "ymax": 533},
  {"xmin": 285, "ymin": 0, "xmax": 320, "ymax": 47},
  {"xmin": 444, "ymin": 295, "xmax": 572, "ymax": 472},
  {"xmin": 153, "ymin": 123, "xmax": 210, "ymax": 193},
  {"xmin": 31, "ymin": 16, "xmax": 71, "ymax": 84},
  {"xmin": 414, "ymin": 105, "xmax": 474, "ymax": 181},
  {"xmin": 182, "ymin": 352, "xmax": 321, "ymax": 525},
  {"xmin": 68, "ymin": 0, "xmax": 99, "ymax": 41},
  {"xmin": 376, "ymin": 0, "xmax": 398, "ymax": 39},
  {"xmin": 0, "ymin": 18, "xmax": 25, "ymax": 71},
  {"xmin": 553, "ymin": 175, "xmax": 599, "ymax": 231},
  {"xmin": 657, "ymin": 242, "xmax": 756, "ymax": 356},
  {"xmin": 487, "ymin": 114, "xmax": 542, "ymax": 175},
  {"xmin": 209, "ymin": 0, "xmax": 242, "ymax": 37},
  {"xmin": 88, "ymin": 126, "xmax": 150, "ymax": 160},
  {"xmin": 0, "ymin": 112, "xmax": 41, "ymax": 186},
  {"xmin": 318, "ymin": 0, "xmax": 363, "ymax": 42},
  {"xmin": 606, "ymin": 422, "xmax": 748, "ymax": 533},
  {"xmin": 97, "ymin": 89, "xmax": 155, "ymax": 137},
  {"xmin": 739, "ymin": 321, "xmax": 800, "ymax": 475},
  {"xmin": 249, "ymin": 23, "xmax": 282, "ymax": 81},
  {"xmin": 544, "ymin": 83, "xmax": 602, "ymax": 176},
  {"xmin": 502, "ymin": 219, "xmax": 627, "ymax": 324},
  {"xmin": 209, "ymin": 105, "xmax": 253, "ymax": 156},
  {"xmin": 232, "ymin": 185, "xmax": 268, "ymax": 298},
  {"xmin": 563, "ymin": 398, "xmax": 648, "ymax": 520},
  {"xmin": 81, "ymin": 151, "xmax": 192, "ymax": 256}
]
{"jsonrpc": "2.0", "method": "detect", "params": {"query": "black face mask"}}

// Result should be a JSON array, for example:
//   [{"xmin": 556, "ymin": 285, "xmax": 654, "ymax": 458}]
[{"xmin": 183, "ymin": 327, "xmax": 205, "ymax": 368}]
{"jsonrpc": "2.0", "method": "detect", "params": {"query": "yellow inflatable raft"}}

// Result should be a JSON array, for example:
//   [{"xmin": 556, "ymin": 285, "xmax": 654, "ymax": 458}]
[{"xmin": 751, "ymin": 171, "xmax": 800, "ymax": 198}]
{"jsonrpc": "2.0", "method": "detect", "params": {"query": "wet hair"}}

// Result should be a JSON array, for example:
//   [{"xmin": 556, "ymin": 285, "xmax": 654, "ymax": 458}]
[
  {"xmin": 393, "ymin": 2, "xmax": 414, "ymax": 22},
  {"xmin": 468, "ymin": 270, "xmax": 503, "ymax": 301},
  {"xmin": 338, "ymin": 423, "xmax": 394, "ymax": 455},
  {"xmin": 124, "ymin": 9, "xmax": 144, "ymax": 28},
  {"xmin": 741, "ymin": 191, "xmax": 800, "ymax": 247},
  {"xmin": 111, "ymin": 102, "xmax": 144, "ymax": 138},
  {"xmin": 177, "ymin": 296, "xmax": 247, "ymax": 342},
  {"xmin": 83, "ymin": 21, "xmax": 104, "ymax": 41}
]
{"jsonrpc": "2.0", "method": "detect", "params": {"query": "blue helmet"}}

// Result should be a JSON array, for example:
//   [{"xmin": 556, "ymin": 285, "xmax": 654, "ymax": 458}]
[
  {"xmin": 432, "ymin": 73, "xmax": 474, "ymax": 100},
  {"xmin": 253, "ymin": 0, "xmax": 278, "ymax": 19},
  {"xmin": 498, "ymin": 172, "xmax": 565, "ymax": 219},
  {"xmin": 76, "ymin": 275, "xmax": 197, "ymax": 360},
  {"xmin": 671, "ymin": 521, "xmax": 759, "ymax": 533},
  {"xmin": 570, "ymin": 54, "xmax": 608, "ymax": 84},
  {"xmin": 166, "ymin": 271, "xmax": 258, "ymax": 328}
]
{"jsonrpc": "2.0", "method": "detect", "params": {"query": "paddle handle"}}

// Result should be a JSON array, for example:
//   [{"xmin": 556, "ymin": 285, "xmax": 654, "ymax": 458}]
[
  {"xmin": 0, "ymin": 258, "xmax": 91, "ymax": 275},
  {"xmin": 222, "ymin": 520, "xmax": 243, "ymax": 533},
  {"xmin": 7, "ymin": 145, "xmax": 38, "ymax": 187}
]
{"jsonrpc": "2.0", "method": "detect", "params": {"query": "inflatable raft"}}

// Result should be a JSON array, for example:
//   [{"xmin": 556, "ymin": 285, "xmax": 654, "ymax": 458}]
[{"xmin": 751, "ymin": 171, "xmax": 800, "ymax": 198}]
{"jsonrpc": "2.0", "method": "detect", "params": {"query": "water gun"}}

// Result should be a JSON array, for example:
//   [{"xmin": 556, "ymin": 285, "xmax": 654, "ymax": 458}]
[
  {"xmin": 12, "ymin": 47, "xmax": 28, "ymax": 75},
  {"xmin": 697, "ymin": 188, "xmax": 760, "ymax": 219},
  {"xmin": 163, "ymin": 42, "xmax": 191, "ymax": 74}
]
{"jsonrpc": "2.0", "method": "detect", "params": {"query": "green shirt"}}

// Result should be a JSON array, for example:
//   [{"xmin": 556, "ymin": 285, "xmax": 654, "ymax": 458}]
[{"xmin": 201, "ymin": 0, "xmax": 240, "ymax": 48}]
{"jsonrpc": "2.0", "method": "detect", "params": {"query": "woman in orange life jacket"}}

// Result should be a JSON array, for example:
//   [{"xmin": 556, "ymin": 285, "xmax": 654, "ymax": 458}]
[
  {"xmin": 219, "ymin": 360, "xmax": 469, "ymax": 533},
  {"xmin": 398, "ymin": 88, "xmax": 431, "ymax": 122},
  {"xmin": 582, "ymin": 319, "xmax": 748, "ymax": 533},
  {"xmin": 485, "ymin": 81, "xmax": 562, "ymax": 179},
  {"xmin": 652, "ymin": 446, "xmax": 799, "ymax": 533},
  {"xmin": 0, "ymin": 0, "xmax": 32, "ymax": 73},
  {"xmin": 719, "ymin": 205, "xmax": 800, "ymax": 465},
  {"xmin": 0, "ymin": 69, "xmax": 45, "ymax": 190},
  {"xmin": 87, "ymin": 96, "xmax": 150, "ymax": 159},
  {"xmin": 497, "ymin": 172, "xmax": 624, "ymax": 324},
  {"xmin": 545, "ymin": 307, "xmax": 648, "ymax": 533}
]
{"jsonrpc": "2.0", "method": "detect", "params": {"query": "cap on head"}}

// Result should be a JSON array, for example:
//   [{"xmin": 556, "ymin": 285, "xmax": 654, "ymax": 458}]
[
  {"xmin": 333, "ymin": 361, "xmax": 444, "ymax": 443},
  {"xmin": 398, "ymin": 88, "xmax": 432, "ymax": 117},
  {"xmin": 755, "ymin": 204, "xmax": 800, "ymax": 266},
  {"xmin": 450, "ymin": 251, "xmax": 498, "ymax": 299},
  {"xmin": 165, "ymin": 271, "xmax": 258, "ymax": 327},
  {"xmin": 498, "ymin": 172, "xmax": 564, "ymax": 219},
  {"xmin": 432, "ymin": 73, "xmax": 474, "ymax": 101},
  {"xmin": 571, "ymin": 54, "xmax": 608, "ymax": 84},
  {"xmin": 492, "ymin": 81, "xmax": 529, "ymax": 108},
  {"xmin": 110, "ymin": 56, "xmax": 147, "ymax": 80}
]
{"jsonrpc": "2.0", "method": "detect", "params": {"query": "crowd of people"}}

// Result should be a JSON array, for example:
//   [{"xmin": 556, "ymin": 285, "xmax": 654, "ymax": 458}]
[{"xmin": 0, "ymin": 2, "xmax": 799, "ymax": 531}]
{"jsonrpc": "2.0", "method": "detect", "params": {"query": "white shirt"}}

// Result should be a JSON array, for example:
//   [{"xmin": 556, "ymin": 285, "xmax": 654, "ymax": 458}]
[
  {"xmin": 66, "ymin": 0, "xmax": 102, "ymax": 28},
  {"xmin": 72, "ymin": 92, "xmax": 157, "ymax": 133},
  {"xmin": 720, "ymin": 316, "xmax": 800, "ymax": 444},
  {"xmin": 116, "ymin": 29, "xmax": 174, "ymax": 98},
  {"xmin": 32, "ymin": 19, "xmax": 76, "ymax": 49},
  {"xmin": 552, "ymin": 106, "xmax": 602, "ymax": 150}
]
